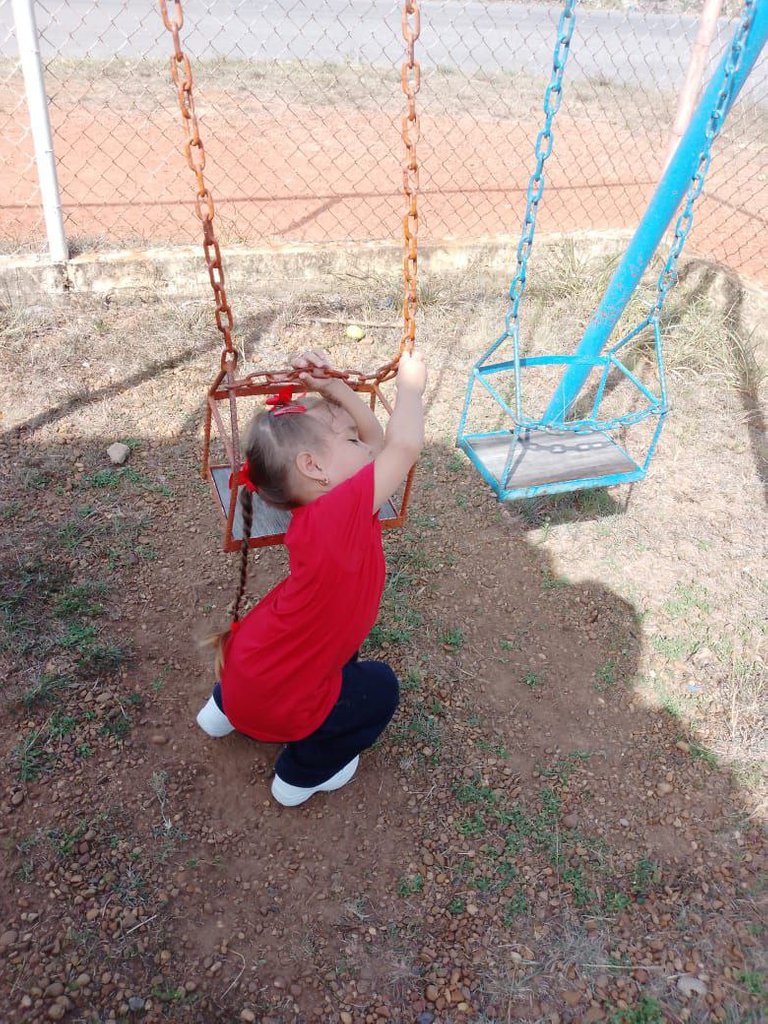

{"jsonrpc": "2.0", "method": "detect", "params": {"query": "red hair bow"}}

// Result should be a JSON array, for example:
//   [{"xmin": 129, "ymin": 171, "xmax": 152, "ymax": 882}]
[
  {"xmin": 266, "ymin": 385, "xmax": 306, "ymax": 416},
  {"xmin": 229, "ymin": 457, "xmax": 258, "ymax": 493}
]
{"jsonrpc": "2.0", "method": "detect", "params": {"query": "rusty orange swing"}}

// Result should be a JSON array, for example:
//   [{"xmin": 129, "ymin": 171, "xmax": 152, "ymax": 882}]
[{"xmin": 159, "ymin": 0, "xmax": 421, "ymax": 552}]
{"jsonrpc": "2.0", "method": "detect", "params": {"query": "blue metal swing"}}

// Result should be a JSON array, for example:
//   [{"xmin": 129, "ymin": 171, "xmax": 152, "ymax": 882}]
[{"xmin": 457, "ymin": 0, "xmax": 767, "ymax": 502}]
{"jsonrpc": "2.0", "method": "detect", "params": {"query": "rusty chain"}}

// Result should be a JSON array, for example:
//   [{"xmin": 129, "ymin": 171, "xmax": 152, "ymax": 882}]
[
  {"xmin": 159, "ymin": 0, "xmax": 237, "ymax": 380},
  {"xmin": 400, "ymin": 0, "xmax": 421, "ymax": 358},
  {"xmin": 160, "ymin": 0, "xmax": 419, "ymax": 392}
]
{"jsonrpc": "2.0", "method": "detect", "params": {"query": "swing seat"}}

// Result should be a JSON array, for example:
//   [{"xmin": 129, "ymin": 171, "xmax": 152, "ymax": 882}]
[
  {"xmin": 459, "ymin": 427, "xmax": 644, "ymax": 500},
  {"xmin": 210, "ymin": 466, "xmax": 400, "ymax": 549}
]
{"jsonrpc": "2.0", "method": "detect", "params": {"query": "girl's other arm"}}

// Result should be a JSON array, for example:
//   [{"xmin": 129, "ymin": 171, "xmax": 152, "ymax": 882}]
[{"xmin": 373, "ymin": 351, "xmax": 426, "ymax": 512}]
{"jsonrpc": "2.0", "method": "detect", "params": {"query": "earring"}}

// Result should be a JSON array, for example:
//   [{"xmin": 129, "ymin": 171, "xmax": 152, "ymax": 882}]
[{"xmin": 321, "ymin": 477, "xmax": 330, "ymax": 487}]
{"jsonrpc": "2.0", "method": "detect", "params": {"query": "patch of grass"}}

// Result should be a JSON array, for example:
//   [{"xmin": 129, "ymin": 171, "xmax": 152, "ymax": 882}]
[
  {"xmin": 439, "ymin": 627, "xmax": 464, "ymax": 650},
  {"xmin": 397, "ymin": 874, "xmax": 424, "ymax": 896},
  {"xmin": 49, "ymin": 711, "xmax": 78, "ymax": 738},
  {"xmin": 736, "ymin": 970, "xmax": 765, "ymax": 997},
  {"xmin": 606, "ymin": 995, "xmax": 663, "ymax": 1024},
  {"xmin": 366, "ymin": 568, "xmax": 422, "ymax": 648},
  {"xmin": 630, "ymin": 857, "xmax": 660, "ymax": 898},
  {"xmin": 561, "ymin": 866, "xmax": 596, "ymax": 907},
  {"xmin": 13, "ymin": 729, "xmax": 53, "ymax": 781},
  {"xmin": 53, "ymin": 581, "xmax": 106, "ymax": 618},
  {"xmin": 502, "ymin": 889, "xmax": 529, "ymax": 922},
  {"xmin": 447, "ymin": 897, "xmax": 466, "ymax": 915},
  {"xmin": 393, "ymin": 706, "xmax": 442, "ymax": 753},
  {"xmin": 537, "ymin": 751, "xmax": 592, "ymax": 786},
  {"xmin": 603, "ymin": 888, "xmax": 631, "ymax": 915},
  {"xmin": 595, "ymin": 659, "xmax": 618, "ymax": 691},
  {"xmin": 522, "ymin": 671, "xmax": 540, "ymax": 689},
  {"xmin": 447, "ymin": 452, "xmax": 464, "ymax": 472},
  {"xmin": 651, "ymin": 634, "xmax": 698, "ymax": 660},
  {"xmin": 21, "ymin": 672, "xmax": 74, "ymax": 709},
  {"xmin": 83, "ymin": 466, "xmax": 171, "ymax": 496},
  {"xmin": 542, "ymin": 568, "xmax": 569, "ymax": 590},
  {"xmin": 47, "ymin": 821, "xmax": 89, "ymax": 859},
  {"xmin": 55, "ymin": 622, "xmax": 129, "ymax": 672},
  {"xmin": 662, "ymin": 581, "xmax": 712, "ymax": 618}
]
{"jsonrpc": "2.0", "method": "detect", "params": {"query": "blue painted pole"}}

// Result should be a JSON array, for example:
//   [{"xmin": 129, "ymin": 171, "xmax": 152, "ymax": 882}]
[{"xmin": 543, "ymin": 2, "xmax": 767, "ymax": 422}]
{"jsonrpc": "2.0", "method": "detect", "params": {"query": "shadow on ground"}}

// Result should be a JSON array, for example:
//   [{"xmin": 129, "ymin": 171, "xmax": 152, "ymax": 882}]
[{"xmin": 0, "ymin": 418, "xmax": 764, "ymax": 1024}]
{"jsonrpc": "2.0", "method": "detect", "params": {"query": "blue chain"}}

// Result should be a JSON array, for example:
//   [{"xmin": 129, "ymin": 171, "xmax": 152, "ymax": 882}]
[
  {"xmin": 504, "ymin": 0, "xmax": 577, "ymax": 334},
  {"xmin": 651, "ymin": 0, "xmax": 756, "ymax": 320}
]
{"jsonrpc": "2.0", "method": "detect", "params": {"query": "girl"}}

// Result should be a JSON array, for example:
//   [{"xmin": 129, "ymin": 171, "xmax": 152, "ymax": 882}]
[{"xmin": 197, "ymin": 348, "xmax": 426, "ymax": 807}]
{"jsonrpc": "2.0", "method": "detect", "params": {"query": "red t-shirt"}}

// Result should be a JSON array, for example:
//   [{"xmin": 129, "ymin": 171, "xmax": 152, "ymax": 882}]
[{"xmin": 220, "ymin": 463, "xmax": 385, "ymax": 742}]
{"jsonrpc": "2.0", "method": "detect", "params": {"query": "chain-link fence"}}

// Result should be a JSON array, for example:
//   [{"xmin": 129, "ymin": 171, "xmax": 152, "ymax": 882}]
[{"xmin": 1, "ymin": 0, "xmax": 765, "ymax": 284}]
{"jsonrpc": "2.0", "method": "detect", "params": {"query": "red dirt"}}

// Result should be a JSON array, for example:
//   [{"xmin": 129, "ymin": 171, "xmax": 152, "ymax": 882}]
[{"xmin": 2, "ymin": 95, "xmax": 765, "ymax": 286}]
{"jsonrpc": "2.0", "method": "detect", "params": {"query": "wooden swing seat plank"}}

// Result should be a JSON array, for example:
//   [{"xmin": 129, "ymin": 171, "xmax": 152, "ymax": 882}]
[
  {"xmin": 467, "ymin": 428, "xmax": 639, "ymax": 489},
  {"xmin": 210, "ymin": 467, "xmax": 398, "ymax": 541}
]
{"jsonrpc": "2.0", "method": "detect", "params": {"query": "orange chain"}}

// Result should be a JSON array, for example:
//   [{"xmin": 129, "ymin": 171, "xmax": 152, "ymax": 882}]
[
  {"xmin": 160, "ymin": 0, "xmax": 420, "ymax": 387},
  {"xmin": 159, "ymin": 0, "xmax": 237, "ymax": 379},
  {"xmin": 400, "ymin": 0, "xmax": 421, "ymax": 357}
]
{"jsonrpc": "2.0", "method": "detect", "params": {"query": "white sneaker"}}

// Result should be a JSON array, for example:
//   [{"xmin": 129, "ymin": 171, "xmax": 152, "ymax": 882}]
[
  {"xmin": 196, "ymin": 694, "xmax": 235, "ymax": 737},
  {"xmin": 271, "ymin": 756, "xmax": 360, "ymax": 807}
]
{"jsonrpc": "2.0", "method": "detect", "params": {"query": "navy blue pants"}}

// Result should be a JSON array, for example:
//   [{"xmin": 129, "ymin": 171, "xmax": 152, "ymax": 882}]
[{"xmin": 214, "ymin": 656, "xmax": 399, "ymax": 788}]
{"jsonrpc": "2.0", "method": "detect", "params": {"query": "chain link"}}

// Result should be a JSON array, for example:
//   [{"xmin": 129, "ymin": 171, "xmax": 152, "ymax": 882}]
[
  {"xmin": 400, "ymin": 0, "xmax": 421, "ymax": 358},
  {"xmin": 159, "ymin": 0, "xmax": 419, "ymax": 387},
  {"xmin": 159, "ymin": 0, "xmax": 237, "ymax": 377},
  {"xmin": 504, "ymin": 0, "xmax": 577, "ymax": 335},
  {"xmin": 651, "ymin": 0, "xmax": 757, "ymax": 320}
]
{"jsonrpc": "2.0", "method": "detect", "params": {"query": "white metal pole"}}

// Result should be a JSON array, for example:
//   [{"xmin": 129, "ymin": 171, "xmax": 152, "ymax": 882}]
[{"xmin": 12, "ymin": 0, "xmax": 67, "ymax": 264}]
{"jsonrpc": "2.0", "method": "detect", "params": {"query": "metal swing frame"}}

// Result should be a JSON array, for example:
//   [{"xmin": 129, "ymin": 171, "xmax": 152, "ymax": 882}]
[
  {"xmin": 457, "ymin": 0, "xmax": 767, "ymax": 502},
  {"xmin": 159, "ymin": 0, "xmax": 422, "ymax": 551}
]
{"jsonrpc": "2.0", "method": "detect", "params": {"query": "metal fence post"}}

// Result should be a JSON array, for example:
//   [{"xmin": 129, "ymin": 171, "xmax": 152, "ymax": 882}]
[{"xmin": 12, "ymin": 0, "xmax": 67, "ymax": 264}]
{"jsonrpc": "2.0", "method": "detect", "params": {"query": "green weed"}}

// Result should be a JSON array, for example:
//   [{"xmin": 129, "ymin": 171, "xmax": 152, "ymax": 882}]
[
  {"xmin": 13, "ymin": 729, "xmax": 53, "ymax": 781},
  {"xmin": 440, "ymin": 627, "xmax": 465, "ymax": 649},
  {"xmin": 607, "ymin": 996, "xmax": 663, "ymax": 1024},
  {"xmin": 595, "ymin": 659, "xmax": 618, "ymax": 691},
  {"xmin": 397, "ymin": 874, "xmax": 424, "ymax": 897}
]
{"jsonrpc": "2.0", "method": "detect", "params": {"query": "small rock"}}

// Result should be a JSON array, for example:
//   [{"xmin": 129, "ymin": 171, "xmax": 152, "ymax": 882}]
[
  {"xmin": 47, "ymin": 1006, "xmax": 66, "ymax": 1022},
  {"xmin": 44, "ymin": 982, "xmax": 65, "ymax": 998},
  {"xmin": 677, "ymin": 975, "xmax": 708, "ymax": 998},
  {"xmin": 340, "ymin": 1013, "xmax": 353, "ymax": 1024},
  {"xmin": 107, "ymin": 442, "xmax": 130, "ymax": 465},
  {"xmin": 619, "ymin": 818, "xmax": 630, "ymax": 828},
  {"xmin": 563, "ymin": 813, "xmax": 579, "ymax": 828},
  {"xmin": 240, "ymin": 1011, "xmax": 257, "ymax": 1024},
  {"xmin": 657, "ymin": 782, "xmax": 674, "ymax": 796},
  {"xmin": 676, "ymin": 740, "xmax": 691, "ymax": 754},
  {"xmin": 127, "ymin": 996, "xmax": 145, "ymax": 1011},
  {"xmin": 345, "ymin": 324, "xmax": 366, "ymax": 341},
  {"xmin": 425, "ymin": 984, "xmax": 439, "ymax": 1003},
  {"xmin": 150, "ymin": 734, "xmax": 169, "ymax": 745},
  {"xmin": 416, "ymin": 1014, "xmax": 435, "ymax": 1024},
  {"xmin": 561, "ymin": 990, "xmax": 582, "ymax": 1006},
  {"xmin": 10, "ymin": 790, "xmax": 24, "ymax": 807},
  {"xmin": 74, "ymin": 973, "xmax": 91, "ymax": 988},
  {"xmin": 0, "ymin": 930, "xmax": 17, "ymax": 949}
]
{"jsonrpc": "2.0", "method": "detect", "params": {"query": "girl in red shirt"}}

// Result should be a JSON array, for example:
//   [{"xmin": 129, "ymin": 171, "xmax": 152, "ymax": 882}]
[{"xmin": 197, "ymin": 348, "xmax": 426, "ymax": 806}]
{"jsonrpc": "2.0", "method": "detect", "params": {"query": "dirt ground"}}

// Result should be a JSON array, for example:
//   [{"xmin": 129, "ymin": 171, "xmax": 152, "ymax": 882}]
[{"xmin": 0, "ymin": 246, "xmax": 766, "ymax": 1024}]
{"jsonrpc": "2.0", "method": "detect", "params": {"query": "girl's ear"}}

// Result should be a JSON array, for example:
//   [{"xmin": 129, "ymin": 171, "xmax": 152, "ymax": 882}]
[{"xmin": 295, "ymin": 450, "xmax": 325, "ymax": 482}]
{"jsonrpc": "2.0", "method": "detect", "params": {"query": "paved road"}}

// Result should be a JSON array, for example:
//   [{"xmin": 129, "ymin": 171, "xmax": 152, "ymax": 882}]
[{"xmin": 2, "ymin": 0, "xmax": 764, "ymax": 97}]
